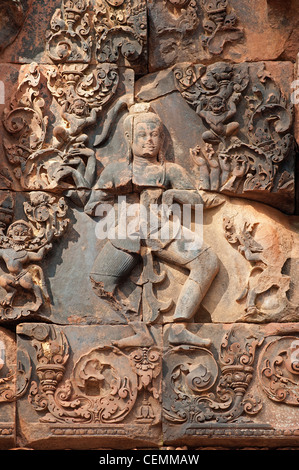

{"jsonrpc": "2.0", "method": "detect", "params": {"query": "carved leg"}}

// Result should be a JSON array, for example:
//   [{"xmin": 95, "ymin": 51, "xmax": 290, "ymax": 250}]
[
  {"xmin": 19, "ymin": 274, "xmax": 43, "ymax": 311},
  {"xmin": 0, "ymin": 274, "xmax": 17, "ymax": 307},
  {"xmin": 202, "ymin": 130, "xmax": 221, "ymax": 144},
  {"xmin": 90, "ymin": 240, "xmax": 140, "ymax": 311},
  {"xmin": 245, "ymin": 288, "xmax": 259, "ymax": 315},
  {"xmin": 156, "ymin": 242, "xmax": 219, "ymax": 322},
  {"xmin": 225, "ymin": 121, "xmax": 239, "ymax": 137},
  {"xmin": 84, "ymin": 190, "xmax": 103, "ymax": 216}
]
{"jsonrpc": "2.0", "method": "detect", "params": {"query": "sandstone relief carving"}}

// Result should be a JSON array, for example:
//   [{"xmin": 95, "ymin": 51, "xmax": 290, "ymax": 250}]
[
  {"xmin": 16, "ymin": 323, "xmax": 162, "ymax": 447},
  {"xmin": 0, "ymin": 327, "xmax": 16, "ymax": 449},
  {"xmin": 223, "ymin": 217, "xmax": 292, "ymax": 322},
  {"xmin": 94, "ymin": 0, "xmax": 147, "ymax": 73},
  {"xmin": 164, "ymin": 324, "xmax": 263, "ymax": 426},
  {"xmin": 46, "ymin": 0, "xmax": 92, "ymax": 64},
  {"xmin": 163, "ymin": 323, "xmax": 299, "ymax": 445},
  {"xmin": 0, "ymin": 0, "xmax": 26, "ymax": 53},
  {"xmin": 258, "ymin": 335, "xmax": 299, "ymax": 406},
  {"xmin": 84, "ymin": 103, "xmax": 223, "ymax": 328},
  {"xmin": 174, "ymin": 61, "xmax": 294, "ymax": 211},
  {"xmin": 2, "ymin": 62, "xmax": 133, "ymax": 205},
  {"xmin": 0, "ymin": 192, "xmax": 69, "ymax": 320},
  {"xmin": 148, "ymin": 0, "xmax": 243, "ymax": 70},
  {"xmin": 0, "ymin": 0, "xmax": 298, "ymax": 451},
  {"xmin": 200, "ymin": 0, "xmax": 244, "ymax": 55}
]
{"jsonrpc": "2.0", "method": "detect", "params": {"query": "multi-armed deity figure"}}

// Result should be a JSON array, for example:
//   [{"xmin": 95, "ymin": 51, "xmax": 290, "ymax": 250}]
[{"xmin": 85, "ymin": 103, "xmax": 222, "ymax": 346}]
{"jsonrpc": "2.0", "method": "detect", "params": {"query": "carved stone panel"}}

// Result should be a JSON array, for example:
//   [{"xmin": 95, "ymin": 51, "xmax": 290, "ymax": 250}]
[
  {"xmin": 16, "ymin": 322, "xmax": 162, "ymax": 449},
  {"xmin": 0, "ymin": 0, "xmax": 148, "ymax": 74},
  {"xmin": 135, "ymin": 186, "xmax": 299, "ymax": 326},
  {"xmin": 0, "ymin": 0, "xmax": 298, "ymax": 453},
  {"xmin": 163, "ymin": 323, "xmax": 299, "ymax": 448},
  {"xmin": 0, "ymin": 62, "xmax": 134, "ymax": 193},
  {"xmin": 0, "ymin": 327, "xmax": 17, "ymax": 449},
  {"xmin": 136, "ymin": 61, "xmax": 295, "ymax": 213},
  {"xmin": 147, "ymin": 0, "xmax": 299, "ymax": 72},
  {"xmin": 0, "ymin": 191, "xmax": 70, "ymax": 323}
]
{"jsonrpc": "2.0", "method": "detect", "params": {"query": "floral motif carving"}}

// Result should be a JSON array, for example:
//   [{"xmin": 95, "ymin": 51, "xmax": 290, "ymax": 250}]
[
  {"xmin": 201, "ymin": 0, "xmax": 243, "ymax": 55},
  {"xmin": 258, "ymin": 336, "xmax": 299, "ymax": 406},
  {"xmin": 19, "ymin": 324, "xmax": 162, "ymax": 426},
  {"xmin": 46, "ymin": 0, "xmax": 92, "ymax": 64},
  {"xmin": 157, "ymin": 0, "xmax": 200, "ymax": 36},
  {"xmin": 94, "ymin": 0, "xmax": 147, "ymax": 68},
  {"xmin": 3, "ymin": 63, "xmax": 48, "ymax": 185},
  {"xmin": 164, "ymin": 326, "xmax": 262, "ymax": 425},
  {"xmin": 0, "ymin": 339, "xmax": 15, "ymax": 403}
]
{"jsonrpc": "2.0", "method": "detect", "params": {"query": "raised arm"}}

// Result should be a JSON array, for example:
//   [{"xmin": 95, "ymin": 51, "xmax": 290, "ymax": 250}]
[{"xmin": 28, "ymin": 244, "xmax": 52, "ymax": 262}]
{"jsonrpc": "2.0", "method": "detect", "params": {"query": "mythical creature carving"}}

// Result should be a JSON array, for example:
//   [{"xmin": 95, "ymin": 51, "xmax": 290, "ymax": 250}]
[
  {"xmin": 0, "ymin": 192, "xmax": 69, "ymax": 320},
  {"xmin": 174, "ymin": 62, "xmax": 294, "ymax": 209},
  {"xmin": 223, "ymin": 215, "xmax": 293, "ymax": 322},
  {"xmin": 150, "ymin": 0, "xmax": 242, "ymax": 68}
]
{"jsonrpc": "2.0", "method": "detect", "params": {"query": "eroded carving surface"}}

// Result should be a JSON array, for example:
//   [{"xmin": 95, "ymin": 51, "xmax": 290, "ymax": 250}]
[{"xmin": 0, "ymin": 0, "xmax": 298, "ymax": 451}]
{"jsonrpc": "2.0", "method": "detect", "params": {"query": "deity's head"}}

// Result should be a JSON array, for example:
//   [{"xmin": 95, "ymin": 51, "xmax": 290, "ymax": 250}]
[
  {"xmin": 124, "ymin": 103, "xmax": 165, "ymax": 163},
  {"xmin": 70, "ymin": 98, "xmax": 88, "ymax": 117},
  {"xmin": 209, "ymin": 96, "xmax": 226, "ymax": 115},
  {"xmin": 7, "ymin": 220, "xmax": 33, "ymax": 245}
]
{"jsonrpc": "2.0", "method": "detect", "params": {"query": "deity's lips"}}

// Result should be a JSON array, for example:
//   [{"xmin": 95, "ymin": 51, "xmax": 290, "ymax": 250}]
[{"xmin": 142, "ymin": 145, "xmax": 157, "ymax": 152}]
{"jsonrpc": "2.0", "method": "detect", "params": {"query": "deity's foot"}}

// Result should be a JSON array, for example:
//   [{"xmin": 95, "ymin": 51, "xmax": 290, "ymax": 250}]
[
  {"xmin": 169, "ymin": 323, "xmax": 212, "ymax": 349},
  {"xmin": 0, "ymin": 295, "xmax": 15, "ymax": 308},
  {"xmin": 29, "ymin": 299, "xmax": 43, "ymax": 312},
  {"xmin": 112, "ymin": 322, "xmax": 154, "ymax": 348},
  {"xmin": 245, "ymin": 306, "xmax": 259, "ymax": 316},
  {"xmin": 84, "ymin": 197, "xmax": 101, "ymax": 216}
]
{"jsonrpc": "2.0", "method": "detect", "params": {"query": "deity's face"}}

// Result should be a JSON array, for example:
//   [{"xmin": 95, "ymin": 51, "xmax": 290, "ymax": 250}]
[
  {"xmin": 131, "ymin": 118, "xmax": 163, "ymax": 160},
  {"xmin": 72, "ymin": 99, "xmax": 87, "ymax": 117},
  {"xmin": 209, "ymin": 96, "xmax": 226, "ymax": 115},
  {"xmin": 8, "ymin": 223, "xmax": 32, "ymax": 245}
]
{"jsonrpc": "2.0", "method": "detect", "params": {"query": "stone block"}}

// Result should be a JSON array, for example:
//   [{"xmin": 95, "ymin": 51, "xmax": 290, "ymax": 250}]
[
  {"xmin": 148, "ymin": 0, "xmax": 299, "ymax": 72},
  {"xmin": 0, "ymin": 62, "xmax": 134, "ymax": 193},
  {"xmin": 163, "ymin": 322, "xmax": 299, "ymax": 448},
  {"xmin": 145, "ymin": 191, "xmax": 299, "ymax": 325},
  {"xmin": 0, "ymin": 0, "xmax": 148, "ymax": 74},
  {"xmin": 0, "ymin": 191, "xmax": 143, "ymax": 325},
  {"xmin": 16, "ymin": 322, "xmax": 163, "ymax": 449}
]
